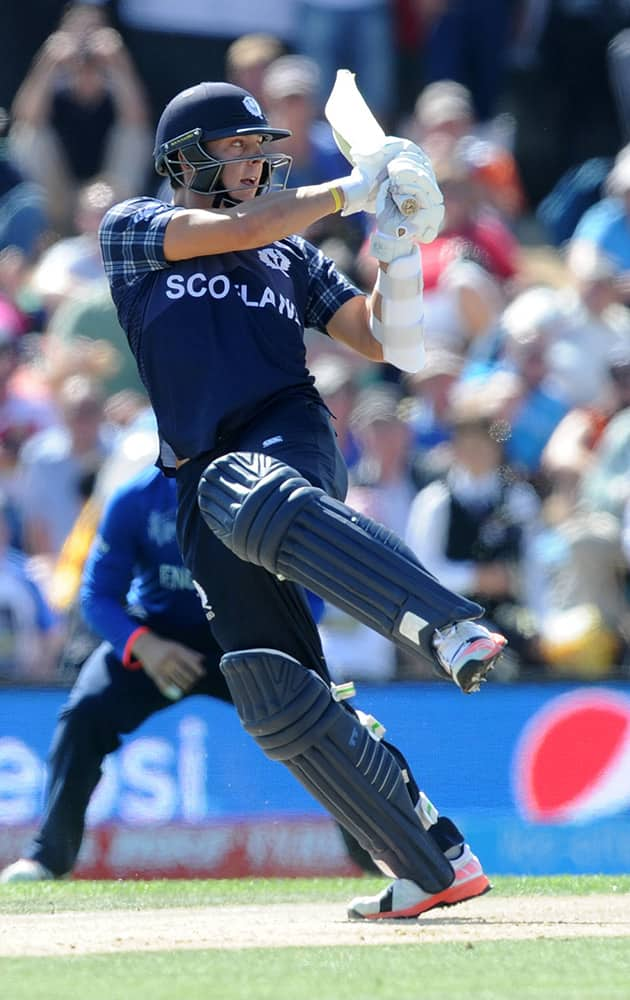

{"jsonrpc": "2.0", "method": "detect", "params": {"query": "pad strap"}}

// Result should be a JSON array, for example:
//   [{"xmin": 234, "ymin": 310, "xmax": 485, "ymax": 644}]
[{"xmin": 370, "ymin": 246, "xmax": 425, "ymax": 373}]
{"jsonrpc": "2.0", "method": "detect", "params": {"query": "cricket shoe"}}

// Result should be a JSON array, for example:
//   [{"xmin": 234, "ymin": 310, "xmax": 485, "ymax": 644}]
[
  {"xmin": 432, "ymin": 620, "xmax": 507, "ymax": 693},
  {"xmin": 0, "ymin": 859, "xmax": 54, "ymax": 883},
  {"xmin": 347, "ymin": 844, "xmax": 490, "ymax": 920}
]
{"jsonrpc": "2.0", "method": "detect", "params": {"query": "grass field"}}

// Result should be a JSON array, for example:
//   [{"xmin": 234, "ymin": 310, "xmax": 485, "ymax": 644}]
[{"xmin": 2, "ymin": 875, "xmax": 630, "ymax": 1000}]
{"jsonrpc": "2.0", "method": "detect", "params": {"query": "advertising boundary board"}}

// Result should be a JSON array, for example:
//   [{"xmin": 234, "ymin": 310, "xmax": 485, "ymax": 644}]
[{"xmin": 1, "ymin": 682, "xmax": 630, "ymax": 877}]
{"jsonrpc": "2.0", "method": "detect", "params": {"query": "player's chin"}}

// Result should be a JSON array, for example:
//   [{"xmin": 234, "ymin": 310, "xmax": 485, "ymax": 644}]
[{"xmin": 236, "ymin": 183, "xmax": 259, "ymax": 200}]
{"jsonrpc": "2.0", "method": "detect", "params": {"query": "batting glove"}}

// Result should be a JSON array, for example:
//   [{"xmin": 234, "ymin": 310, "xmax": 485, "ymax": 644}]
[
  {"xmin": 336, "ymin": 136, "xmax": 423, "ymax": 216},
  {"xmin": 385, "ymin": 151, "xmax": 444, "ymax": 243}
]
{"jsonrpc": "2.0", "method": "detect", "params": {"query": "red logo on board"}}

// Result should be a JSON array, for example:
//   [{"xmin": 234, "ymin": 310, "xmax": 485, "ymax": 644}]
[{"xmin": 512, "ymin": 690, "xmax": 630, "ymax": 823}]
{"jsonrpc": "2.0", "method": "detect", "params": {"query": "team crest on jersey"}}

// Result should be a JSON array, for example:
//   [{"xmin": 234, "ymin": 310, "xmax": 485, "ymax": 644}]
[
  {"xmin": 258, "ymin": 246, "xmax": 291, "ymax": 273},
  {"xmin": 243, "ymin": 95, "xmax": 264, "ymax": 119}
]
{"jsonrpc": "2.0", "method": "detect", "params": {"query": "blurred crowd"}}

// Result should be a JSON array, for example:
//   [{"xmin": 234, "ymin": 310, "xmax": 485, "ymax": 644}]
[{"xmin": 1, "ymin": 0, "xmax": 630, "ymax": 688}]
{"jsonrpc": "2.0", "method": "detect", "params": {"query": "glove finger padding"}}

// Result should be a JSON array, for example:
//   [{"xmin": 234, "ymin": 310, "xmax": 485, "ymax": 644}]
[
  {"xmin": 385, "ymin": 152, "xmax": 444, "ymax": 243},
  {"xmin": 342, "ymin": 137, "xmax": 428, "ymax": 216}
]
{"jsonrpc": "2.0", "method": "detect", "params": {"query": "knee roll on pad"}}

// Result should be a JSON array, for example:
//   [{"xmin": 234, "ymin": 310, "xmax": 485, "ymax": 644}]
[
  {"xmin": 198, "ymin": 452, "xmax": 481, "ymax": 658},
  {"xmin": 220, "ymin": 648, "xmax": 454, "ymax": 892}
]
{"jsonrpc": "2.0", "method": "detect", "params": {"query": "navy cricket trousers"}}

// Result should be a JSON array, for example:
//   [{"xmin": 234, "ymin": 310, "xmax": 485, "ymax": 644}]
[
  {"xmin": 175, "ymin": 396, "xmax": 348, "ymax": 685},
  {"xmin": 29, "ymin": 640, "xmax": 231, "ymax": 877}
]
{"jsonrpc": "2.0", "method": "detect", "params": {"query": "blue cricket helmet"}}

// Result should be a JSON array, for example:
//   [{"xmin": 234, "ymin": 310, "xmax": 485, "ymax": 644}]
[{"xmin": 153, "ymin": 81, "xmax": 292, "ymax": 196}]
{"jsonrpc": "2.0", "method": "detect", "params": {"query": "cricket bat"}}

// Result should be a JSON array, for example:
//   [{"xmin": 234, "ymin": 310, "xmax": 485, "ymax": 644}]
[{"xmin": 324, "ymin": 69, "xmax": 419, "ymax": 217}]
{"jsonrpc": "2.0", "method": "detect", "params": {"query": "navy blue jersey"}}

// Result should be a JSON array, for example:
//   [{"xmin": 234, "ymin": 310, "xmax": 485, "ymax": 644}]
[
  {"xmin": 80, "ymin": 466, "xmax": 212, "ymax": 658},
  {"xmin": 99, "ymin": 197, "xmax": 361, "ymax": 469}
]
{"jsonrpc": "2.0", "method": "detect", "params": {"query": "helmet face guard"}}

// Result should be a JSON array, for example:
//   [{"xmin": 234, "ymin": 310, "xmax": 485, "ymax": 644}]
[
  {"xmin": 156, "ymin": 127, "xmax": 292, "ymax": 198},
  {"xmin": 153, "ymin": 82, "xmax": 293, "ymax": 200}
]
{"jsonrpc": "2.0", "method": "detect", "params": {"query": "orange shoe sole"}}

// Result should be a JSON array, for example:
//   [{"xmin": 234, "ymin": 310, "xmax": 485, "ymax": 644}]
[{"xmin": 364, "ymin": 873, "xmax": 492, "ymax": 920}]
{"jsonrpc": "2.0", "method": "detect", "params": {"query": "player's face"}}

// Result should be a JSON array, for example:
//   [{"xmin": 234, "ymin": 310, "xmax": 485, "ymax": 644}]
[{"xmin": 204, "ymin": 134, "xmax": 266, "ymax": 201}]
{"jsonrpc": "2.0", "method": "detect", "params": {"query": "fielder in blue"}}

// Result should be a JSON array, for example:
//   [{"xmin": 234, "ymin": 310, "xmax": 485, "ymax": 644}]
[
  {"xmin": 97, "ymin": 82, "xmax": 504, "ymax": 918},
  {"xmin": 1, "ymin": 466, "xmax": 235, "ymax": 881}
]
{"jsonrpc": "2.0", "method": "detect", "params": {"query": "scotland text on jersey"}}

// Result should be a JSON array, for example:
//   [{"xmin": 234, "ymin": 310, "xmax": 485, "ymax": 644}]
[{"xmin": 164, "ymin": 272, "xmax": 301, "ymax": 324}]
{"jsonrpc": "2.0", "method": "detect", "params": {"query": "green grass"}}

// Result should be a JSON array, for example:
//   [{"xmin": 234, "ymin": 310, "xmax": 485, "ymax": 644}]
[
  {"xmin": 2, "ymin": 876, "xmax": 630, "ymax": 1000},
  {"xmin": 1, "ymin": 873, "xmax": 629, "ymax": 914},
  {"xmin": 2, "ymin": 939, "xmax": 629, "ymax": 1000}
]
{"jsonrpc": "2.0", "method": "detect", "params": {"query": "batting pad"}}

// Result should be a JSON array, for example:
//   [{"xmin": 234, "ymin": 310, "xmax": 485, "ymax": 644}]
[
  {"xmin": 198, "ymin": 452, "xmax": 482, "ymax": 659},
  {"xmin": 220, "ymin": 648, "xmax": 454, "ymax": 892}
]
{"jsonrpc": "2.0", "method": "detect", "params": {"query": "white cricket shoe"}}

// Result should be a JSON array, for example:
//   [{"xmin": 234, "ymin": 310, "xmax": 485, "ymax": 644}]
[
  {"xmin": 432, "ymin": 620, "xmax": 507, "ymax": 693},
  {"xmin": 347, "ymin": 844, "xmax": 490, "ymax": 920},
  {"xmin": 0, "ymin": 859, "xmax": 54, "ymax": 883}
]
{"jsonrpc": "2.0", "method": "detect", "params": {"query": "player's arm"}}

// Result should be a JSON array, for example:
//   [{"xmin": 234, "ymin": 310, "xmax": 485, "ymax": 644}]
[
  {"xmin": 326, "ymin": 293, "xmax": 384, "ymax": 363},
  {"xmin": 163, "ymin": 183, "xmax": 350, "ymax": 260},
  {"xmin": 327, "ymin": 151, "xmax": 445, "ymax": 370},
  {"xmin": 80, "ymin": 486, "xmax": 204, "ymax": 698}
]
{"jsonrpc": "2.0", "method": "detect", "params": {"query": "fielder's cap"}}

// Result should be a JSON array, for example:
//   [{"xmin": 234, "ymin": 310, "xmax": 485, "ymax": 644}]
[
  {"xmin": 263, "ymin": 55, "xmax": 320, "ymax": 100},
  {"xmin": 415, "ymin": 80, "xmax": 474, "ymax": 130}
]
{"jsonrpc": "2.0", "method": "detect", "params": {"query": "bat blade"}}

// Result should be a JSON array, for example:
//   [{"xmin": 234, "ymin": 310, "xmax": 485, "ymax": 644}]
[
  {"xmin": 324, "ymin": 69, "xmax": 418, "ymax": 217},
  {"xmin": 324, "ymin": 69, "xmax": 386, "ymax": 160}
]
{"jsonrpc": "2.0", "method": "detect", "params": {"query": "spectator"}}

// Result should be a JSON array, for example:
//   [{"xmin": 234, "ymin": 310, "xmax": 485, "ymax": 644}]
[
  {"xmin": 358, "ymin": 153, "xmax": 514, "ymax": 352},
  {"xmin": 293, "ymin": 0, "xmax": 395, "ymax": 124},
  {"xmin": 480, "ymin": 287, "xmax": 570, "ymax": 479},
  {"xmin": 348, "ymin": 384, "xmax": 418, "ymax": 533},
  {"xmin": 44, "ymin": 280, "xmax": 148, "ymax": 399},
  {"xmin": 535, "ymin": 523, "xmax": 628, "ymax": 679},
  {"xmin": 262, "ymin": 55, "xmax": 363, "ymax": 247},
  {"xmin": 532, "ymin": 469, "xmax": 629, "ymax": 681},
  {"xmin": 541, "ymin": 348, "xmax": 630, "ymax": 503},
  {"xmin": 405, "ymin": 388, "xmax": 544, "ymax": 677},
  {"xmin": 0, "ymin": 488, "xmax": 58, "ymax": 683},
  {"xmin": 536, "ymin": 1, "xmax": 626, "ymax": 183},
  {"xmin": 263, "ymin": 56, "xmax": 349, "ymax": 189},
  {"xmin": 225, "ymin": 33, "xmax": 286, "ymax": 105},
  {"xmin": 0, "ymin": 326, "xmax": 57, "ymax": 542},
  {"xmin": 18, "ymin": 374, "xmax": 111, "ymax": 562},
  {"xmin": 545, "ymin": 239, "xmax": 630, "ymax": 408},
  {"xmin": 319, "ymin": 384, "xmax": 417, "ymax": 683},
  {"xmin": 29, "ymin": 179, "xmax": 115, "ymax": 312},
  {"xmin": 579, "ymin": 405, "xmax": 630, "ymax": 522},
  {"xmin": 410, "ymin": 79, "xmax": 526, "ymax": 224},
  {"xmin": 421, "ymin": 0, "xmax": 516, "ymax": 123},
  {"xmin": 403, "ymin": 347, "xmax": 463, "ymax": 482},
  {"xmin": 108, "ymin": 0, "xmax": 295, "ymax": 126},
  {"xmin": 536, "ymin": 350, "xmax": 630, "ymax": 678},
  {"xmin": 9, "ymin": 4, "xmax": 151, "ymax": 234},
  {"xmin": 572, "ymin": 143, "xmax": 630, "ymax": 294},
  {"xmin": 309, "ymin": 351, "xmax": 363, "ymax": 471},
  {"xmin": 0, "ymin": 106, "xmax": 50, "ymax": 260}
]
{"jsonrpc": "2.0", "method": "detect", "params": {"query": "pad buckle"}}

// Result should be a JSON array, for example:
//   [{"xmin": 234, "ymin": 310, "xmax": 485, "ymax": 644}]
[
  {"xmin": 331, "ymin": 680, "xmax": 356, "ymax": 702},
  {"xmin": 356, "ymin": 709, "xmax": 386, "ymax": 742}
]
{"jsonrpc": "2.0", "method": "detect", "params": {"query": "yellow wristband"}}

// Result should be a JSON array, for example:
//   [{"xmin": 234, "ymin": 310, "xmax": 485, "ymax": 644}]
[{"xmin": 330, "ymin": 186, "xmax": 344, "ymax": 213}]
